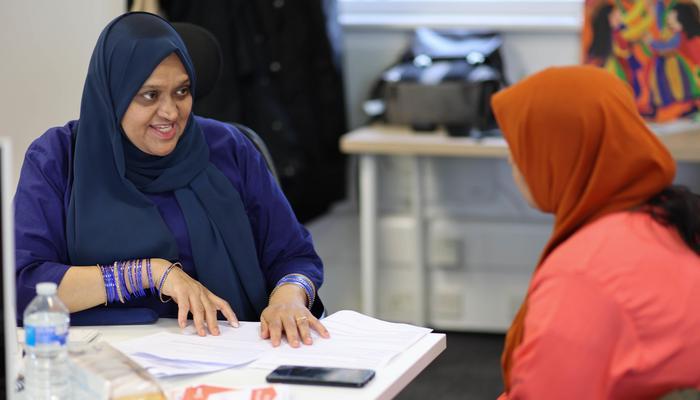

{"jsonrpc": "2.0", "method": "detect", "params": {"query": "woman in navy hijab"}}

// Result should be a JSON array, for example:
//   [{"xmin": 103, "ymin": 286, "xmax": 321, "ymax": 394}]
[{"xmin": 14, "ymin": 12, "xmax": 328, "ymax": 346}]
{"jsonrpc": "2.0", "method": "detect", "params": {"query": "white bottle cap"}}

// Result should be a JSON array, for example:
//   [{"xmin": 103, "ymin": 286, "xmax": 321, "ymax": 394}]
[{"xmin": 36, "ymin": 282, "xmax": 57, "ymax": 296}]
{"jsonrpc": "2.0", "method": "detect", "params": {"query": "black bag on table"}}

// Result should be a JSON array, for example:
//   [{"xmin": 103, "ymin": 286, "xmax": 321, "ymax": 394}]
[{"xmin": 365, "ymin": 28, "xmax": 507, "ymax": 136}]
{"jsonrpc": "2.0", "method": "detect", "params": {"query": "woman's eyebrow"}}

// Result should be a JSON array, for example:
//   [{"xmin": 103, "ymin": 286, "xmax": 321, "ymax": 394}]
[{"xmin": 139, "ymin": 78, "xmax": 191, "ymax": 90}]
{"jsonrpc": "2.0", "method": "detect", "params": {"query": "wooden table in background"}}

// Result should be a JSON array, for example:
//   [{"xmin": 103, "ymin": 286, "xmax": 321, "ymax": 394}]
[{"xmin": 340, "ymin": 123, "xmax": 700, "ymax": 325}]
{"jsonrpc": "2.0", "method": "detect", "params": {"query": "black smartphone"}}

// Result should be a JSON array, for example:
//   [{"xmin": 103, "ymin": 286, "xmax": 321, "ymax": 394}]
[{"xmin": 265, "ymin": 365, "xmax": 376, "ymax": 388}]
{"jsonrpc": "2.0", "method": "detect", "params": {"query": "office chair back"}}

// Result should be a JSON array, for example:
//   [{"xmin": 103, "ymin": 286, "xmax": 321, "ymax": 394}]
[
  {"xmin": 171, "ymin": 22, "xmax": 222, "ymax": 103},
  {"xmin": 230, "ymin": 122, "xmax": 280, "ymax": 181},
  {"xmin": 172, "ymin": 22, "xmax": 279, "ymax": 184}
]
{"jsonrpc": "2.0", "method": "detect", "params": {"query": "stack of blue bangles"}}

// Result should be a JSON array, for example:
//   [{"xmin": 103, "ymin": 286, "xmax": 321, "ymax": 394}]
[
  {"xmin": 98, "ymin": 259, "xmax": 181, "ymax": 304},
  {"xmin": 100, "ymin": 260, "xmax": 315, "ymax": 309},
  {"xmin": 272, "ymin": 273, "xmax": 316, "ymax": 310}
]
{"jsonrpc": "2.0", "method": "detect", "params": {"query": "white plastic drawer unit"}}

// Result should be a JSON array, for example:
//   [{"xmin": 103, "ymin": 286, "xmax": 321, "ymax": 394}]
[{"xmin": 373, "ymin": 156, "xmax": 552, "ymax": 332}]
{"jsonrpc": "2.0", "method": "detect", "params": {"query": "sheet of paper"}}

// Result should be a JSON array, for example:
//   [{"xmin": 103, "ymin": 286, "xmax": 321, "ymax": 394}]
[
  {"xmin": 115, "ymin": 321, "xmax": 271, "ymax": 376},
  {"xmin": 126, "ymin": 353, "xmax": 234, "ymax": 378},
  {"xmin": 116, "ymin": 310, "xmax": 431, "ymax": 377},
  {"xmin": 249, "ymin": 310, "xmax": 432, "ymax": 370}
]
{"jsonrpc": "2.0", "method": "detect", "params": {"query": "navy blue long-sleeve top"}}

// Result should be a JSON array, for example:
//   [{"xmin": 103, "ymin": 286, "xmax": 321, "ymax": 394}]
[{"xmin": 14, "ymin": 116, "xmax": 323, "ymax": 318}]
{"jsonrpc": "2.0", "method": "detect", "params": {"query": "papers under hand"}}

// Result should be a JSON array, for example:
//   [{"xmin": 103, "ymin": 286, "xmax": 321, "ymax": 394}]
[
  {"xmin": 115, "ymin": 322, "xmax": 269, "ymax": 377},
  {"xmin": 125, "ymin": 353, "xmax": 236, "ymax": 378},
  {"xmin": 249, "ymin": 310, "xmax": 432, "ymax": 370},
  {"xmin": 116, "ymin": 310, "xmax": 432, "ymax": 377}
]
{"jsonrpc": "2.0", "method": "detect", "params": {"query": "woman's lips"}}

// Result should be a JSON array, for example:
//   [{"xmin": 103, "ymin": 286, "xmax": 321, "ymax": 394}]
[{"xmin": 149, "ymin": 124, "xmax": 177, "ymax": 140}]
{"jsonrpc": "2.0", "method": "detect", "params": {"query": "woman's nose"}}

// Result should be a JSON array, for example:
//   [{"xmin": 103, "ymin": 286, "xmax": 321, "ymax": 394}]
[{"xmin": 157, "ymin": 96, "xmax": 178, "ymax": 120}]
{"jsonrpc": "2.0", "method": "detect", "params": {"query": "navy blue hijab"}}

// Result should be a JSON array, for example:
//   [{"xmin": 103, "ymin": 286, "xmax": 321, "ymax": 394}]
[{"xmin": 66, "ymin": 12, "xmax": 267, "ymax": 324}]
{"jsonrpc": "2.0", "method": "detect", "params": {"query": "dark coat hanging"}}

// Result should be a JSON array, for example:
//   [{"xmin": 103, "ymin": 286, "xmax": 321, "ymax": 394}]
[{"xmin": 160, "ymin": 0, "xmax": 348, "ymax": 223}]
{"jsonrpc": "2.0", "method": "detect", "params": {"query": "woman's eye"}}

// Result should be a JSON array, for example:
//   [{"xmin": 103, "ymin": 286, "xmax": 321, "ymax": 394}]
[
  {"xmin": 176, "ymin": 86, "xmax": 190, "ymax": 96},
  {"xmin": 142, "ymin": 91, "xmax": 157, "ymax": 101}
]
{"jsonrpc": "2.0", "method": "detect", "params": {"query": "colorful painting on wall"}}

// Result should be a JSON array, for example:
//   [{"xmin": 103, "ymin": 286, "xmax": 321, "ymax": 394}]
[{"xmin": 583, "ymin": 0, "xmax": 700, "ymax": 122}]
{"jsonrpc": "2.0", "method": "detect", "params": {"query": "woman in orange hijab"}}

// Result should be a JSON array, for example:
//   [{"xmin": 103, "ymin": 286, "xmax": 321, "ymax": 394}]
[{"xmin": 493, "ymin": 66, "xmax": 700, "ymax": 399}]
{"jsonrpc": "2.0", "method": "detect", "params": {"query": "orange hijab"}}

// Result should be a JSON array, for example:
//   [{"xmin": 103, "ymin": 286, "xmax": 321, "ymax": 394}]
[{"xmin": 491, "ymin": 66, "xmax": 676, "ymax": 391}]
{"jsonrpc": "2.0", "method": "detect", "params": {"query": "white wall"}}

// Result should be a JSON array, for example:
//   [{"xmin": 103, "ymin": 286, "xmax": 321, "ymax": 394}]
[{"xmin": 0, "ymin": 0, "xmax": 125, "ymax": 188}]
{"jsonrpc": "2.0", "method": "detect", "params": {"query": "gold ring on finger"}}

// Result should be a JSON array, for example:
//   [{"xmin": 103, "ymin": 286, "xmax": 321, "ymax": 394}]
[{"xmin": 295, "ymin": 316, "xmax": 309, "ymax": 324}]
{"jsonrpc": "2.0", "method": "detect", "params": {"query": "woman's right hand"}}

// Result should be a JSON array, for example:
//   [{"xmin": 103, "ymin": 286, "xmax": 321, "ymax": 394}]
[{"xmin": 151, "ymin": 259, "xmax": 238, "ymax": 336}]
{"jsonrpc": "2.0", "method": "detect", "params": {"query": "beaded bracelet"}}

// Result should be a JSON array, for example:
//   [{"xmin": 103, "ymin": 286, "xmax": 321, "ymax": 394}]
[
  {"xmin": 287, "ymin": 273, "xmax": 316, "ymax": 307},
  {"xmin": 271, "ymin": 274, "xmax": 316, "ymax": 310},
  {"xmin": 113, "ymin": 262, "xmax": 125, "ymax": 303},
  {"xmin": 126, "ymin": 260, "xmax": 138, "ymax": 297},
  {"xmin": 102, "ymin": 258, "xmax": 158, "ymax": 305},
  {"xmin": 123, "ymin": 260, "xmax": 130, "ymax": 295},
  {"xmin": 157, "ymin": 262, "xmax": 182, "ymax": 303},
  {"xmin": 117, "ymin": 260, "xmax": 131, "ymax": 302},
  {"xmin": 146, "ymin": 258, "xmax": 156, "ymax": 296},
  {"xmin": 106, "ymin": 264, "xmax": 117, "ymax": 303},
  {"xmin": 134, "ymin": 259, "xmax": 146, "ymax": 298},
  {"xmin": 133, "ymin": 260, "xmax": 140, "ymax": 296},
  {"xmin": 99, "ymin": 264, "xmax": 117, "ymax": 305},
  {"xmin": 270, "ymin": 279, "xmax": 314, "ymax": 310}
]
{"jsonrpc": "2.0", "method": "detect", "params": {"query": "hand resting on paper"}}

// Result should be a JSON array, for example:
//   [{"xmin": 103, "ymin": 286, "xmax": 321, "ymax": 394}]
[
  {"xmin": 153, "ymin": 258, "xmax": 239, "ymax": 337},
  {"xmin": 260, "ymin": 284, "xmax": 330, "ymax": 348},
  {"xmin": 154, "ymin": 259, "xmax": 329, "ymax": 344}
]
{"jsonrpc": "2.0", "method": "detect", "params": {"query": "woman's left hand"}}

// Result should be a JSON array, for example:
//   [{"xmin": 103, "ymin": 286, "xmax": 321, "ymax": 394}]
[{"xmin": 260, "ymin": 284, "xmax": 330, "ymax": 347}]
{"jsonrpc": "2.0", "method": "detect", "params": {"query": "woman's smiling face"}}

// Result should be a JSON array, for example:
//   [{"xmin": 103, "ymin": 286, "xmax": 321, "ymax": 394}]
[{"xmin": 121, "ymin": 53, "xmax": 192, "ymax": 156}]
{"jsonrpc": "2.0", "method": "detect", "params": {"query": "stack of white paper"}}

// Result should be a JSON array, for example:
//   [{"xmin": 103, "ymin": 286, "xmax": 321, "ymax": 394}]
[
  {"xmin": 115, "ymin": 310, "xmax": 432, "ymax": 377},
  {"xmin": 125, "ymin": 353, "xmax": 235, "ymax": 378},
  {"xmin": 249, "ymin": 310, "xmax": 432, "ymax": 370},
  {"xmin": 115, "ymin": 322, "xmax": 269, "ymax": 377}
]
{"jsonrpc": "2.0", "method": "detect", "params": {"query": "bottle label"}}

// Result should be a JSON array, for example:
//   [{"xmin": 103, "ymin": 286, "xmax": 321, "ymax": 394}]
[{"xmin": 25, "ymin": 326, "xmax": 68, "ymax": 347}]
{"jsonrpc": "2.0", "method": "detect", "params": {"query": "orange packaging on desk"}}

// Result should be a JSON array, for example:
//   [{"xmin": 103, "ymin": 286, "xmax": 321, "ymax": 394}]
[{"xmin": 179, "ymin": 384, "xmax": 289, "ymax": 400}]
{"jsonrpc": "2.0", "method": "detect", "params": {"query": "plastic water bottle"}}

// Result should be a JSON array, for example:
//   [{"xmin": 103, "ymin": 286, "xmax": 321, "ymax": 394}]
[{"xmin": 23, "ymin": 282, "xmax": 70, "ymax": 400}]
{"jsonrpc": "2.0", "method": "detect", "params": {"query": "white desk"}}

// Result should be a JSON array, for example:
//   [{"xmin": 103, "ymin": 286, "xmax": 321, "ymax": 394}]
[
  {"xmin": 340, "ymin": 123, "xmax": 700, "ymax": 326},
  {"xmin": 95, "ymin": 319, "xmax": 446, "ymax": 400}
]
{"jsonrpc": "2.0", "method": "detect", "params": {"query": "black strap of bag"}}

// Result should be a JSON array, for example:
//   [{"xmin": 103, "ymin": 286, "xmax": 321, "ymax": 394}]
[{"xmin": 364, "ymin": 28, "xmax": 507, "ymax": 136}]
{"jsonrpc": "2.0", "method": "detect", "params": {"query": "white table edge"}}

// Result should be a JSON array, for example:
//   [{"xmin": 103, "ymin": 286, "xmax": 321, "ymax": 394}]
[{"xmin": 88, "ymin": 319, "xmax": 447, "ymax": 400}]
